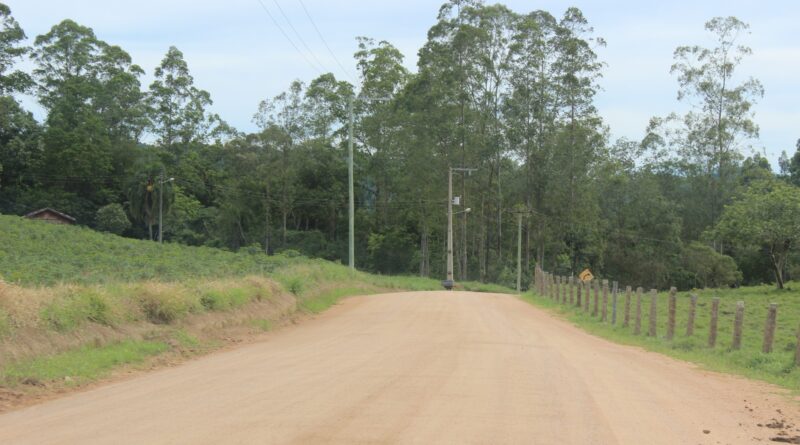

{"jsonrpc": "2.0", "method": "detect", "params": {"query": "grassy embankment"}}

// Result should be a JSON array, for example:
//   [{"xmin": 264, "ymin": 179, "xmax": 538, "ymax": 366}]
[
  {"xmin": 0, "ymin": 215, "xmax": 508, "ymax": 391},
  {"xmin": 522, "ymin": 284, "xmax": 800, "ymax": 391}
]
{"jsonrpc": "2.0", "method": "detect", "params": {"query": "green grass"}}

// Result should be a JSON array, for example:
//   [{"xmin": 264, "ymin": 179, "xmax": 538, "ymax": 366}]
[
  {"xmin": 0, "ymin": 215, "xmax": 291, "ymax": 286},
  {"xmin": 173, "ymin": 329, "xmax": 200, "ymax": 348},
  {"xmin": 523, "ymin": 282, "xmax": 800, "ymax": 391},
  {"xmin": 1, "ymin": 340, "xmax": 168, "ymax": 386},
  {"xmin": 250, "ymin": 319, "xmax": 273, "ymax": 332},
  {"xmin": 41, "ymin": 289, "xmax": 117, "ymax": 331}
]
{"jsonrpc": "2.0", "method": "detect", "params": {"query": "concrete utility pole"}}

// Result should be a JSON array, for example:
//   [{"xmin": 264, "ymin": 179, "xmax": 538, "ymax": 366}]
[
  {"xmin": 517, "ymin": 212, "xmax": 523, "ymax": 293},
  {"xmin": 348, "ymin": 99, "xmax": 355, "ymax": 270},
  {"xmin": 444, "ymin": 167, "xmax": 475, "ymax": 290},
  {"xmin": 158, "ymin": 173, "xmax": 174, "ymax": 244}
]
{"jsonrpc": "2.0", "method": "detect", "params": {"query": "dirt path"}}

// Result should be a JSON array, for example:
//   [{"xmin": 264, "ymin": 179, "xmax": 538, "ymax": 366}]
[{"xmin": 1, "ymin": 291, "xmax": 798, "ymax": 444}]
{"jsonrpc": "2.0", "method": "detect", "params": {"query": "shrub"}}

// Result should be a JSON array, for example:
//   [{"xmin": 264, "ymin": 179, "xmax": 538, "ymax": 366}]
[
  {"xmin": 96, "ymin": 203, "xmax": 131, "ymax": 235},
  {"xmin": 137, "ymin": 284, "xmax": 197, "ymax": 324},
  {"xmin": 682, "ymin": 242, "xmax": 742, "ymax": 288},
  {"xmin": 41, "ymin": 290, "xmax": 115, "ymax": 331}
]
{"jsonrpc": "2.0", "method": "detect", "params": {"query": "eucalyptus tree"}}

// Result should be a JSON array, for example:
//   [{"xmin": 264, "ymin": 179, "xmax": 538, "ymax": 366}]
[
  {"xmin": 0, "ymin": 3, "xmax": 40, "ymax": 204},
  {"xmin": 658, "ymin": 17, "xmax": 763, "ymax": 241},
  {"xmin": 417, "ymin": 0, "xmax": 518, "ymax": 281},
  {"xmin": 0, "ymin": 3, "xmax": 31, "ymax": 95},
  {"xmin": 504, "ymin": 10, "xmax": 560, "ymax": 269},
  {"xmin": 354, "ymin": 37, "xmax": 409, "ymax": 229},
  {"xmin": 253, "ymin": 80, "xmax": 307, "ymax": 245},
  {"xmin": 32, "ymin": 20, "xmax": 144, "ymax": 209},
  {"xmin": 147, "ymin": 46, "xmax": 217, "ymax": 158}
]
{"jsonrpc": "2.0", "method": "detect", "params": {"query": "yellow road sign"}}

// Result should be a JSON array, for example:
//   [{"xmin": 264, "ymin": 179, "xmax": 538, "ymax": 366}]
[{"xmin": 578, "ymin": 269, "xmax": 594, "ymax": 282}]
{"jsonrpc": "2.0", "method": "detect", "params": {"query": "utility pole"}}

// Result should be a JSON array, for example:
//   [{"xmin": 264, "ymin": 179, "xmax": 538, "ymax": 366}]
[
  {"xmin": 517, "ymin": 212, "xmax": 522, "ymax": 293},
  {"xmin": 158, "ymin": 173, "xmax": 174, "ymax": 244},
  {"xmin": 348, "ymin": 98, "xmax": 355, "ymax": 270},
  {"xmin": 446, "ymin": 168, "xmax": 453, "ymax": 287},
  {"xmin": 444, "ymin": 167, "xmax": 475, "ymax": 290},
  {"xmin": 509, "ymin": 207, "xmax": 530, "ymax": 293}
]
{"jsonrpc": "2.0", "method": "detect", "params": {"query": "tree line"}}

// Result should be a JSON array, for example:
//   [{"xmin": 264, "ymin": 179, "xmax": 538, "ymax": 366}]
[{"xmin": 1, "ymin": 1, "xmax": 798, "ymax": 290}]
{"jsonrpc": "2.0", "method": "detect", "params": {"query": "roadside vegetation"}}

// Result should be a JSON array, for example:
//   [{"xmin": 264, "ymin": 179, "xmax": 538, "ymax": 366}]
[
  {"xmin": 523, "ymin": 284, "xmax": 800, "ymax": 391},
  {"xmin": 0, "ymin": 216, "xmax": 507, "ymax": 397}
]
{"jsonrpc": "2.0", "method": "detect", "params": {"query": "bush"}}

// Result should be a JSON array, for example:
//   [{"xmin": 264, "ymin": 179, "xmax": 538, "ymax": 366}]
[
  {"xmin": 136, "ymin": 284, "xmax": 197, "ymax": 324},
  {"xmin": 96, "ymin": 203, "xmax": 131, "ymax": 235},
  {"xmin": 200, "ymin": 288, "xmax": 251, "ymax": 311},
  {"xmin": 682, "ymin": 242, "xmax": 742, "ymax": 289},
  {"xmin": 41, "ymin": 290, "xmax": 115, "ymax": 331}
]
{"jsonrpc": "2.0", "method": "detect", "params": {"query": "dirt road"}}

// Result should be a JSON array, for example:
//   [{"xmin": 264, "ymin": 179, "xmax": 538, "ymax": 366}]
[{"xmin": 1, "ymin": 291, "xmax": 798, "ymax": 444}]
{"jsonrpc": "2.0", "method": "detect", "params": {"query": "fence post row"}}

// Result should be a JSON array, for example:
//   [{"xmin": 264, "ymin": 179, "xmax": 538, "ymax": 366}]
[{"xmin": 534, "ymin": 271, "xmax": 798, "ymax": 367}]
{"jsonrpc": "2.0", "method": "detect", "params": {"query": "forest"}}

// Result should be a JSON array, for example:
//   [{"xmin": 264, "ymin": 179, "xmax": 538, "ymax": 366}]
[{"xmin": 1, "ymin": 0, "xmax": 798, "ymax": 290}]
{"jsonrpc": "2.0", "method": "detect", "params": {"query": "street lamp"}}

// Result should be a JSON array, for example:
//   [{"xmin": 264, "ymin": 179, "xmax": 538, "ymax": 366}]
[
  {"xmin": 158, "ymin": 174, "xmax": 174, "ymax": 244},
  {"xmin": 443, "ymin": 167, "xmax": 476, "ymax": 290}
]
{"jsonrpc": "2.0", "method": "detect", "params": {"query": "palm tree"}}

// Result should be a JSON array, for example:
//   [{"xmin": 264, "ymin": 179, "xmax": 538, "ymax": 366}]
[{"xmin": 126, "ymin": 162, "xmax": 173, "ymax": 241}]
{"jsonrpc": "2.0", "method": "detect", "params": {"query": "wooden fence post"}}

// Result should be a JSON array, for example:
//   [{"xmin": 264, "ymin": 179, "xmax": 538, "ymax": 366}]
[
  {"xmin": 623, "ymin": 286, "xmax": 632, "ymax": 328},
  {"xmin": 592, "ymin": 280, "xmax": 599, "ymax": 317},
  {"xmin": 686, "ymin": 294, "xmax": 697, "ymax": 336},
  {"xmin": 556, "ymin": 276, "xmax": 560, "ymax": 302},
  {"xmin": 634, "ymin": 287, "xmax": 643, "ymax": 335},
  {"xmin": 648, "ymin": 289, "xmax": 658, "ymax": 337},
  {"xmin": 666, "ymin": 287, "xmax": 677, "ymax": 340},
  {"xmin": 795, "ymin": 323, "xmax": 800, "ymax": 367},
  {"xmin": 601, "ymin": 280, "xmax": 609, "ymax": 322},
  {"xmin": 611, "ymin": 281, "xmax": 619, "ymax": 325},
  {"xmin": 584, "ymin": 281, "xmax": 590, "ymax": 312},
  {"xmin": 558, "ymin": 276, "xmax": 563, "ymax": 303},
  {"xmin": 569, "ymin": 277, "xmax": 574, "ymax": 305},
  {"xmin": 561, "ymin": 276, "xmax": 567, "ymax": 304},
  {"xmin": 762, "ymin": 303, "xmax": 777, "ymax": 353},
  {"xmin": 576, "ymin": 280, "xmax": 582, "ymax": 308},
  {"xmin": 708, "ymin": 297, "xmax": 719, "ymax": 348},
  {"xmin": 732, "ymin": 301, "xmax": 744, "ymax": 350}
]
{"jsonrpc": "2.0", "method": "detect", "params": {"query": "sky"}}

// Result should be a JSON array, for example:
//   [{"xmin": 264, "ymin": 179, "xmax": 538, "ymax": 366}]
[{"xmin": 9, "ymin": 0, "xmax": 800, "ymax": 166}]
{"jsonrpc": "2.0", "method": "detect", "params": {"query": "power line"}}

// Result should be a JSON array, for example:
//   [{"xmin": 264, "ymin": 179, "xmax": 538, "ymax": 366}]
[
  {"xmin": 296, "ymin": 0, "xmax": 357, "ymax": 82},
  {"xmin": 269, "ymin": 0, "xmax": 330, "ymax": 75},
  {"xmin": 254, "ymin": 0, "xmax": 324, "ymax": 74}
]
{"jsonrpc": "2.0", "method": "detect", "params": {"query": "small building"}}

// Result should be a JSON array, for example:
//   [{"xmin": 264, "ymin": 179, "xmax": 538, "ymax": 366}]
[{"xmin": 24, "ymin": 208, "xmax": 77, "ymax": 225}]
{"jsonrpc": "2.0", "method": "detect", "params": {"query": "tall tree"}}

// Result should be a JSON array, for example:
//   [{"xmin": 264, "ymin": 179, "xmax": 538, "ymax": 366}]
[
  {"xmin": 668, "ymin": 17, "xmax": 764, "ymax": 239},
  {"xmin": 0, "ymin": 2, "xmax": 31, "ymax": 95},
  {"xmin": 147, "ymin": 46, "xmax": 217, "ymax": 158}
]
